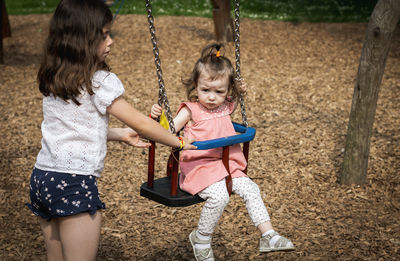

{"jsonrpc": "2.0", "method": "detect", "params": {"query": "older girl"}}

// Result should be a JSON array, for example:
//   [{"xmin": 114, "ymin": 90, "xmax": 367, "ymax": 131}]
[{"xmin": 26, "ymin": 1, "xmax": 195, "ymax": 260}]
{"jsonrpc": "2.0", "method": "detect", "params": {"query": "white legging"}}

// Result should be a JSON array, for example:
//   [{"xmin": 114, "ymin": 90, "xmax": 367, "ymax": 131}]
[{"xmin": 197, "ymin": 176, "xmax": 270, "ymax": 236}]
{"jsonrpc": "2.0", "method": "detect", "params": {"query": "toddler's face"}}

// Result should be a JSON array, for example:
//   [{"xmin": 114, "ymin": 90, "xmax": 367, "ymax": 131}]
[
  {"xmin": 196, "ymin": 70, "xmax": 229, "ymax": 110},
  {"xmin": 97, "ymin": 23, "xmax": 113, "ymax": 62}
]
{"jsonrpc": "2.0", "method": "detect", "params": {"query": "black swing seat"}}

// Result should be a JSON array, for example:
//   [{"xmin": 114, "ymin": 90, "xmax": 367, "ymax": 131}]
[
  {"xmin": 140, "ymin": 175, "xmax": 204, "ymax": 207},
  {"xmin": 140, "ymin": 122, "xmax": 256, "ymax": 207}
]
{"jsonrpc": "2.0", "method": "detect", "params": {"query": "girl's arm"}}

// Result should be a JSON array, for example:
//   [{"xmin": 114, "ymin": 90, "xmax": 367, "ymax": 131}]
[
  {"xmin": 107, "ymin": 127, "xmax": 150, "ymax": 148},
  {"xmin": 150, "ymin": 104, "xmax": 191, "ymax": 134},
  {"xmin": 107, "ymin": 97, "xmax": 196, "ymax": 150},
  {"xmin": 173, "ymin": 106, "xmax": 191, "ymax": 133}
]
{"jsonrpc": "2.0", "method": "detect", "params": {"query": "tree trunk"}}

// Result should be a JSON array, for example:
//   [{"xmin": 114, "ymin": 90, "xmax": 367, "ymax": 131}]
[
  {"xmin": 1, "ymin": 0, "xmax": 12, "ymax": 64},
  {"xmin": 211, "ymin": 0, "xmax": 233, "ymax": 43},
  {"xmin": 0, "ymin": 24, "xmax": 2, "ymax": 64},
  {"xmin": 340, "ymin": 0, "xmax": 400, "ymax": 184}
]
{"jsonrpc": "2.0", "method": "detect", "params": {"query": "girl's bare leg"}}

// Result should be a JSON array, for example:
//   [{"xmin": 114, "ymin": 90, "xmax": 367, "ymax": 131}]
[
  {"xmin": 59, "ymin": 211, "xmax": 102, "ymax": 261},
  {"xmin": 39, "ymin": 217, "xmax": 64, "ymax": 261}
]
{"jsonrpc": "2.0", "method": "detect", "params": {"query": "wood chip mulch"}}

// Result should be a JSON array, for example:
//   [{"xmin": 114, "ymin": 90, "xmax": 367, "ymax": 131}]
[{"xmin": 0, "ymin": 14, "xmax": 399, "ymax": 260}]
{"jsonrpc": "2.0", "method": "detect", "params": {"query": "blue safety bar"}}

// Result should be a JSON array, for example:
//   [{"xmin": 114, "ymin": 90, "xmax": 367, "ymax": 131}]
[{"xmin": 192, "ymin": 122, "xmax": 256, "ymax": 150}]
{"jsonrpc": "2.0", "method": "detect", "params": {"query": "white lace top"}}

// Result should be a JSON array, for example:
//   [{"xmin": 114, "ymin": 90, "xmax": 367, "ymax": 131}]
[{"xmin": 35, "ymin": 71, "xmax": 125, "ymax": 177}]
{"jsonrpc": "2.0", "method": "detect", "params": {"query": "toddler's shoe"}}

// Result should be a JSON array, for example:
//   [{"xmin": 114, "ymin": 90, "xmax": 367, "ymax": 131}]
[
  {"xmin": 259, "ymin": 231, "xmax": 295, "ymax": 252},
  {"xmin": 189, "ymin": 229, "xmax": 214, "ymax": 261}
]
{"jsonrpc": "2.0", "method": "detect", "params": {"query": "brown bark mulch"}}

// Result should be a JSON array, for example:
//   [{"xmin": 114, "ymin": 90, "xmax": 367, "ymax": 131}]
[{"xmin": 0, "ymin": 14, "xmax": 399, "ymax": 260}]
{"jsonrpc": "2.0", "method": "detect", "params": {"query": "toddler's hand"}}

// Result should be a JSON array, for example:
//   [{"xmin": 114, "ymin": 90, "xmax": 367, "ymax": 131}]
[
  {"xmin": 150, "ymin": 104, "xmax": 163, "ymax": 119},
  {"xmin": 121, "ymin": 128, "xmax": 151, "ymax": 148},
  {"xmin": 236, "ymin": 78, "xmax": 247, "ymax": 94}
]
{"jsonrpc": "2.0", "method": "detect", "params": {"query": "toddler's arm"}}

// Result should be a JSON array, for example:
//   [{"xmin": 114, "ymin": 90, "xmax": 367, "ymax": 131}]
[
  {"xmin": 107, "ymin": 97, "xmax": 196, "ymax": 150},
  {"xmin": 150, "ymin": 104, "xmax": 191, "ymax": 134},
  {"xmin": 107, "ymin": 127, "xmax": 151, "ymax": 148}
]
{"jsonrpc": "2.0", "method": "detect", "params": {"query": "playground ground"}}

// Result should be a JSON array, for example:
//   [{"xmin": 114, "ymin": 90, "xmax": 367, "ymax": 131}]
[{"xmin": 0, "ymin": 14, "xmax": 399, "ymax": 260}]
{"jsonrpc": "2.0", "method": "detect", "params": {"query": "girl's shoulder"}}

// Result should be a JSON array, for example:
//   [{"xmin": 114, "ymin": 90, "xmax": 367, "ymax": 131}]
[
  {"xmin": 177, "ymin": 102, "xmax": 199, "ymax": 123},
  {"xmin": 91, "ymin": 70, "xmax": 124, "ymax": 93},
  {"xmin": 178, "ymin": 101, "xmax": 206, "ymax": 115},
  {"xmin": 178, "ymin": 101, "xmax": 196, "ymax": 111},
  {"xmin": 92, "ymin": 70, "xmax": 119, "ymax": 85},
  {"xmin": 90, "ymin": 70, "xmax": 125, "ymax": 115}
]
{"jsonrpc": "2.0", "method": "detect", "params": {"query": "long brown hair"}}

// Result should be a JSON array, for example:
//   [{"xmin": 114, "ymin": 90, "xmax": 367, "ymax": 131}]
[
  {"xmin": 37, "ymin": 0, "xmax": 113, "ymax": 105},
  {"xmin": 183, "ymin": 43, "xmax": 239, "ymax": 102}
]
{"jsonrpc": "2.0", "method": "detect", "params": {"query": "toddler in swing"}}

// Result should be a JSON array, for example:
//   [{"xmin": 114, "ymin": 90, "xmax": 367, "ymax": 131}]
[
  {"xmin": 26, "ymin": 0, "xmax": 195, "ymax": 260},
  {"xmin": 151, "ymin": 43, "xmax": 294, "ymax": 261}
]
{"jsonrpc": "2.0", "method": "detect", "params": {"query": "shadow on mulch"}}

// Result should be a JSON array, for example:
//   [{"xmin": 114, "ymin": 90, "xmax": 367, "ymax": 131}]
[{"xmin": 2, "ymin": 48, "xmax": 41, "ymax": 66}]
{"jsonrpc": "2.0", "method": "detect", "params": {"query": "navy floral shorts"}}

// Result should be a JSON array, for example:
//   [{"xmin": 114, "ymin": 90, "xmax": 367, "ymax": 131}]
[{"xmin": 26, "ymin": 168, "xmax": 105, "ymax": 220}]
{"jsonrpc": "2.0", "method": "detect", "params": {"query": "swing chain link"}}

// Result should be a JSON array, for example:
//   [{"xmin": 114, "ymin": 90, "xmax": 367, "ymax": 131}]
[
  {"xmin": 145, "ymin": 0, "xmax": 176, "ymax": 133},
  {"xmin": 234, "ymin": 0, "xmax": 248, "ymax": 127}
]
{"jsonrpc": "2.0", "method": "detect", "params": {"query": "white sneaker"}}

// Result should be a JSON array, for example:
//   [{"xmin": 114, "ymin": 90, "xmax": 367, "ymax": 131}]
[
  {"xmin": 189, "ymin": 230, "xmax": 214, "ymax": 261},
  {"xmin": 259, "ymin": 231, "xmax": 295, "ymax": 252}
]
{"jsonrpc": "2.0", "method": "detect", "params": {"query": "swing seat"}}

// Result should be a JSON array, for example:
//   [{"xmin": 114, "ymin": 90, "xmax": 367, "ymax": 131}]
[
  {"xmin": 140, "ymin": 175, "xmax": 204, "ymax": 207},
  {"xmin": 140, "ymin": 122, "xmax": 256, "ymax": 207}
]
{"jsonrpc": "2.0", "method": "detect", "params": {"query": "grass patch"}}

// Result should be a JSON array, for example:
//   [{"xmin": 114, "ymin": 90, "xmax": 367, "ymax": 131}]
[{"xmin": 5, "ymin": 0, "xmax": 377, "ymax": 22}]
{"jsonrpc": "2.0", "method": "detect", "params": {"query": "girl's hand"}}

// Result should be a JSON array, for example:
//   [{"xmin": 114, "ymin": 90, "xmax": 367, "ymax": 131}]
[
  {"xmin": 181, "ymin": 137, "xmax": 197, "ymax": 150},
  {"xmin": 150, "ymin": 104, "xmax": 163, "ymax": 119},
  {"xmin": 236, "ymin": 78, "xmax": 247, "ymax": 94},
  {"xmin": 108, "ymin": 128, "xmax": 151, "ymax": 148},
  {"xmin": 121, "ymin": 128, "xmax": 151, "ymax": 148}
]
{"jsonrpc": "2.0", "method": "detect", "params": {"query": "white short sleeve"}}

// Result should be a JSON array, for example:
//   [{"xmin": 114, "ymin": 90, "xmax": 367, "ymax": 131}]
[{"xmin": 91, "ymin": 71, "xmax": 125, "ymax": 115}]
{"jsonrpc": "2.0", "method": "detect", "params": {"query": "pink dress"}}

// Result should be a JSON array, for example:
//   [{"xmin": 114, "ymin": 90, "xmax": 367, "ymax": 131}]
[{"xmin": 178, "ymin": 101, "xmax": 248, "ymax": 195}]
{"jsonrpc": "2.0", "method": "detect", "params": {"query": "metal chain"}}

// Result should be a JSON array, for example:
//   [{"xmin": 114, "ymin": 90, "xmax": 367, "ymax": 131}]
[
  {"xmin": 234, "ymin": 0, "xmax": 248, "ymax": 127},
  {"xmin": 145, "ymin": 0, "xmax": 176, "ymax": 133}
]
